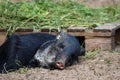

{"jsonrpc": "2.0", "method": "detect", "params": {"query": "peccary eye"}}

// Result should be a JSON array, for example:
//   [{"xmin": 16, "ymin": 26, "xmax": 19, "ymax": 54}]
[{"xmin": 58, "ymin": 44, "xmax": 64, "ymax": 49}]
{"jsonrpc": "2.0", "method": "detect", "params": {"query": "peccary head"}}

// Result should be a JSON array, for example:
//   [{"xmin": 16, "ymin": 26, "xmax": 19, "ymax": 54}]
[{"xmin": 34, "ymin": 32, "xmax": 84, "ymax": 69}]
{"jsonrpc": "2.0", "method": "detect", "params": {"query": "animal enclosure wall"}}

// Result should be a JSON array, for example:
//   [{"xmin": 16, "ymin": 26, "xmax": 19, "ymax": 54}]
[{"xmin": 0, "ymin": 23, "xmax": 120, "ymax": 51}]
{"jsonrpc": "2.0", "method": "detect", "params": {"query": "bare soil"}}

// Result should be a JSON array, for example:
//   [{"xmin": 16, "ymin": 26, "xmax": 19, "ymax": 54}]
[
  {"xmin": 10, "ymin": 0, "xmax": 120, "ymax": 7},
  {"xmin": 77, "ymin": 0, "xmax": 120, "ymax": 7},
  {"xmin": 0, "ymin": 50, "xmax": 120, "ymax": 80}
]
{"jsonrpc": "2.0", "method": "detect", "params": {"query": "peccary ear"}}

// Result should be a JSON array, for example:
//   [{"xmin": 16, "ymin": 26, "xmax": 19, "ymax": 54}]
[
  {"xmin": 56, "ymin": 31, "xmax": 65, "ymax": 40},
  {"xmin": 56, "ymin": 31, "xmax": 62, "ymax": 40},
  {"xmin": 56, "ymin": 34, "xmax": 61, "ymax": 40}
]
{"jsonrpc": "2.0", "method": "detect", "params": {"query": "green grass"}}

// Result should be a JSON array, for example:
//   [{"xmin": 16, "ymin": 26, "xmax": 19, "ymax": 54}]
[
  {"xmin": 0, "ymin": 0, "xmax": 120, "ymax": 30},
  {"xmin": 16, "ymin": 67, "xmax": 29, "ymax": 74},
  {"xmin": 81, "ymin": 49, "xmax": 101, "ymax": 60}
]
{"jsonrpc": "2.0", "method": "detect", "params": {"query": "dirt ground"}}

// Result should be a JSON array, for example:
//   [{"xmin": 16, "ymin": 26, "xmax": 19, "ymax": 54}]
[
  {"xmin": 77, "ymin": 0, "xmax": 120, "ymax": 7},
  {"xmin": 10, "ymin": 0, "xmax": 120, "ymax": 7},
  {"xmin": 1, "ymin": 0, "xmax": 120, "ymax": 80},
  {"xmin": 0, "ymin": 50, "xmax": 120, "ymax": 80}
]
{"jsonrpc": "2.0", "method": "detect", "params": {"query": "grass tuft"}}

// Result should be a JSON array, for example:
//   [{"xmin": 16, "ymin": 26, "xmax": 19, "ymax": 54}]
[{"xmin": 81, "ymin": 49, "xmax": 101, "ymax": 60}]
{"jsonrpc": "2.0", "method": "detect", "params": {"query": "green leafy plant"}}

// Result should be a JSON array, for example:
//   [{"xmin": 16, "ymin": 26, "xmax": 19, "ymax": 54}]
[
  {"xmin": 0, "ymin": 0, "xmax": 120, "ymax": 30},
  {"xmin": 16, "ymin": 67, "xmax": 29, "ymax": 74}
]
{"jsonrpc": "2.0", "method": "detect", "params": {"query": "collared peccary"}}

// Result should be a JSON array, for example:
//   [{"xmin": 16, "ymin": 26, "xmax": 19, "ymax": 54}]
[
  {"xmin": 32, "ymin": 32, "xmax": 85, "ymax": 70},
  {"xmin": 0, "ymin": 32, "xmax": 85, "ymax": 73},
  {"xmin": 0, "ymin": 33, "xmax": 56, "ymax": 73}
]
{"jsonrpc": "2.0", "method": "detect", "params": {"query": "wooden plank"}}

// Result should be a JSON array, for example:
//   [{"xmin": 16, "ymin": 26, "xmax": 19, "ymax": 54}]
[
  {"xmin": 67, "ymin": 27, "xmax": 86, "ymax": 32},
  {"xmin": 15, "ymin": 28, "xmax": 33, "ymax": 32},
  {"xmin": 85, "ymin": 37, "xmax": 115, "ymax": 51},
  {"xmin": 85, "ymin": 31, "xmax": 113, "ymax": 38},
  {"xmin": 94, "ymin": 23, "xmax": 120, "ymax": 32},
  {"xmin": 0, "ymin": 32, "xmax": 7, "ymax": 46},
  {"xmin": 67, "ymin": 32, "xmax": 85, "ymax": 36},
  {"xmin": 41, "ymin": 28, "xmax": 50, "ymax": 32}
]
